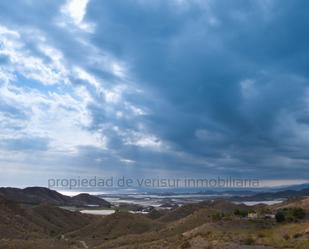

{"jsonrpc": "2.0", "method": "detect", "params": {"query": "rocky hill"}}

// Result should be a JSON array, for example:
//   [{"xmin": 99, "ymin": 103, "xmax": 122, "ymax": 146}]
[{"xmin": 0, "ymin": 187, "xmax": 110, "ymax": 207}]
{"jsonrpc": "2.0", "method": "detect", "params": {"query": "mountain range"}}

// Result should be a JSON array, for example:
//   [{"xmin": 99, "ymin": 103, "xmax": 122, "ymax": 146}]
[
  {"xmin": 0, "ymin": 187, "xmax": 111, "ymax": 207},
  {"xmin": 0, "ymin": 187, "xmax": 308, "ymax": 248}
]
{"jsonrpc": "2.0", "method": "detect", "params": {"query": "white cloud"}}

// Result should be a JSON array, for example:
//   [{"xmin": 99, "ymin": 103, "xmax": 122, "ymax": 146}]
[
  {"xmin": 60, "ymin": 0, "xmax": 93, "ymax": 31},
  {"xmin": 0, "ymin": 25, "xmax": 69, "ymax": 85},
  {"xmin": 124, "ymin": 131, "xmax": 166, "ymax": 150},
  {"xmin": 0, "ymin": 77, "xmax": 105, "ymax": 154},
  {"xmin": 124, "ymin": 102, "xmax": 147, "ymax": 116},
  {"xmin": 120, "ymin": 158, "xmax": 136, "ymax": 165},
  {"xmin": 73, "ymin": 66, "xmax": 101, "ymax": 89},
  {"xmin": 111, "ymin": 61, "xmax": 128, "ymax": 79},
  {"xmin": 104, "ymin": 85, "xmax": 126, "ymax": 104},
  {"xmin": 0, "ymin": 23, "xmax": 148, "ymax": 158}
]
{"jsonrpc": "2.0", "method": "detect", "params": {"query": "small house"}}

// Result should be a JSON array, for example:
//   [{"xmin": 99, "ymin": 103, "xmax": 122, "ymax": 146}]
[{"xmin": 248, "ymin": 212, "xmax": 258, "ymax": 219}]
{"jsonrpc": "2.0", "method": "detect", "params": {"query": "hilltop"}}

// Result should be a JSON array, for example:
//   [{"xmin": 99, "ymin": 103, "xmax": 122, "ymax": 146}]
[
  {"xmin": 231, "ymin": 188, "xmax": 309, "ymax": 201},
  {"xmin": 272, "ymin": 196, "xmax": 309, "ymax": 211},
  {"xmin": 0, "ymin": 187, "xmax": 110, "ymax": 207}
]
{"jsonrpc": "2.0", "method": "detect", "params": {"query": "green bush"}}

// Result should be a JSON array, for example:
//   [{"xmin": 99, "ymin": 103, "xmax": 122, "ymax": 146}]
[
  {"xmin": 275, "ymin": 208, "xmax": 306, "ymax": 223},
  {"xmin": 292, "ymin": 208, "xmax": 306, "ymax": 220},
  {"xmin": 275, "ymin": 211, "xmax": 285, "ymax": 222},
  {"xmin": 234, "ymin": 209, "xmax": 248, "ymax": 217}
]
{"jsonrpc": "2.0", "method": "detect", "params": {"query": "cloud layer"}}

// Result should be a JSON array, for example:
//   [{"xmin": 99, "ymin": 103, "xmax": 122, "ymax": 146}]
[{"xmin": 0, "ymin": 0, "xmax": 309, "ymax": 186}]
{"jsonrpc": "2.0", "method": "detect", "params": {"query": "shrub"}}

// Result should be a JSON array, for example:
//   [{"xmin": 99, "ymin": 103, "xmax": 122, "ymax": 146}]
[
  {"xmin": 292, "ymin": 208, "xmax": 306, "ymax": 220},
  {"xmin": 257, "ymin": 232, "xmax": 266, "ymax": 238},
  {"xmin": 234, "ymin": 209, "xmax": 248, "ymax": 217},
  {"xmin": 275, "ymin": 207, "xmax": 306, "ymax": 223},
  {"xmin": 293, "ymin": 233, "xmax": 302, "ymax": 239},
  {"xmin": 275, "ymin": 211, "xmax": 285, "ymax": 222}
]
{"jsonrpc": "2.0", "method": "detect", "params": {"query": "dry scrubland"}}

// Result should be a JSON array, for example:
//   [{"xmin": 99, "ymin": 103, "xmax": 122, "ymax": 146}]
[{"xmin": 0, "ymin": 194, "xmax": 308, "ymax": 249}]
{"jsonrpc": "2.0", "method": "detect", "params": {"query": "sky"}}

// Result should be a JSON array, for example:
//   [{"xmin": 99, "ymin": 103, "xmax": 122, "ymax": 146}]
[{"xmin": 0, "ymin": 0, "xmax": 309, "ymax": 188}]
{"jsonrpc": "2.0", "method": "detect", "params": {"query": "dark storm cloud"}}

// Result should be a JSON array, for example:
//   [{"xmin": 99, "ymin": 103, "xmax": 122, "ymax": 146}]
[
  {"xmin": 0, "ymin": 0, "xmax": 309, "ymax": 182},
  {"xmin": 84, "ymin": 0, "xmax": 309, "ymax": 178}
]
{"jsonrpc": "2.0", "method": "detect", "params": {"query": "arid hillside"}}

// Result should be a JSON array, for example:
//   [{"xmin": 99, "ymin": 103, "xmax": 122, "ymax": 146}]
[
  {"xmin": 0, "ymin": 191, "xmax": 308, "ymax": 249},
  {"xmin": 0, "ymin": 187, "xmax": 110, "ymax": 207}
]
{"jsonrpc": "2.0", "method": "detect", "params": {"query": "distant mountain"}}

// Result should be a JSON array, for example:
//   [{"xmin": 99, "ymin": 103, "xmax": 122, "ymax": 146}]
[
  {"xmin": 0, "ymin": 187, "xmax": 110, "ymax": 207},
  {"xmin": 231, "ymin": 188, "xmax": 309, "ymax": 201},
  {"xmin": 276, "ymin": 183, "xmax": 309, "ymax": 191},
  {"xmin": 0, "ymin": 187, "xmax": 70, "ymax": 206},
  {"xmin": 158, "ymin": 199, "xmax": 249, "ymax": 223},
  {"xmin": 71, "ymin": 193, "xmax": 111, "ymax": 207}
]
